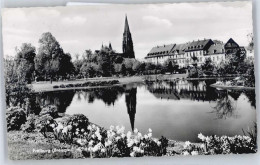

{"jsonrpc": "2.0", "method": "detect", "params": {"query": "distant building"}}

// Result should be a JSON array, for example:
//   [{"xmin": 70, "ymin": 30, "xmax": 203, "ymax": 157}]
[
  {"xmin": 145, "ymin": 38, "xmax": 247, "ymax": 67},
  {"xmin": 122, "ymin": 15, "xmax": 135, "ymax": 58},
  {"xmin": 94, "ymin": 15, "xmax": 135, "ymax": 59}
]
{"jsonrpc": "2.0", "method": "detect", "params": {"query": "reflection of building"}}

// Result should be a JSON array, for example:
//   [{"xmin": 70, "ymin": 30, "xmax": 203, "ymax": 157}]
[
  {"xmin": 147, "ymin": 80, "xmax": 220, "ymax": 101},
  {"xmin": 125, "ymin": 88, "xmax": 137, "ymax": 131},
  {"xmin": 145, "ymin": 38, "xmax": 247, "ymax": 67}
]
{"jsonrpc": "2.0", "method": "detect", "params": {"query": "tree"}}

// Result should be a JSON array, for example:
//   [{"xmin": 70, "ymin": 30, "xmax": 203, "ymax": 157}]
[
  {"xmin": 201, "ymin": 58, "xmax": 215, "ymax": 75},
  {"xmin": 247, "ymin": 33, "xmax": 254, "ymax": 51},
  {"xmin": 16, "ymin": 43, "xmax": 36, "ymax": 83},
  {"xmin": 4, "ymin": 57, "xmax": 31, "ymax": 106},
  {"xmin": 35, "ymin": 32, "xmax": 73, "ymax": 82}
]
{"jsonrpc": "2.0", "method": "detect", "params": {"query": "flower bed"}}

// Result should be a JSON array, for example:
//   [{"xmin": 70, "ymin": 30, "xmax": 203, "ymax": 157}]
[
  {"xmin": 6, "ymin": 105, "xmax": 257, "ymax": 158},
  {"xmin": 53, "ymin": 80, "xmax": 120, "ymax": 89}
]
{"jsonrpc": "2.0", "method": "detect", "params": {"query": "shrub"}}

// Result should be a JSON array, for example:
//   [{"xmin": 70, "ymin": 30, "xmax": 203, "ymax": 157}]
[
  {"xmin": 52, "ymin": 114, "xmax": 89, "ymax": 143},
  {"xmin": 35, "ymin": 114, "xmax": 57, "ymax": 137},
  {"xmin": 53, "ymin": 85, "xmax": 59, "ymax": 89},
  {"xmin": 39, "ymin": 105, "xmax": 59, "ymax": 118},
  {"xmin": 60, "ymin": 84, "xmax": 66, "ymax": 88},
  {"xmin": 111, "ymin": 80, "xmax": 119, "ymax": 84},
  {"xmin": 197, "ymin": 133, "xmax": 257, "ymax": 154},
  {"xmin": 21, "ymin": 114, "xmax": 36, "ymax": 132},
  {"xmin": 6, "ymin": 107, "xmax": 27, "ymax": 131}
]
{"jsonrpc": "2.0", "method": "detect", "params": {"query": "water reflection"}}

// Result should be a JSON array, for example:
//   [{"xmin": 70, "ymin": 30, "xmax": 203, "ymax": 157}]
[
  {"xmin": 125, "ymin": 87, "xmax": 137, "ymax": 131},
  {"xmin": 210, "ymin": 90, "xmax": 239, "ymax": 119},
  {"xmin": 32, "ymin": 80, "xmax": 256, "ymax": 141}
]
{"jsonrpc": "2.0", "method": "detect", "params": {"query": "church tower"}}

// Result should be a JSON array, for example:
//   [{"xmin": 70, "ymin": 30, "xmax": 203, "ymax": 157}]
[{"xmin": 122, "ymin": 15, "xmax": 135, "ymax": 58}]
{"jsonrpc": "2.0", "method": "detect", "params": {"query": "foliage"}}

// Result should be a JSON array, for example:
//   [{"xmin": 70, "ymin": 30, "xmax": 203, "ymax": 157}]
[
  {"xmin": 24, "ymin": 96, "xmax": 41, "ymax": 115},
  {"xmin": 197, "ymin": 133, "xmax": 257, "ymax": 154},
  {"xmin": 35, "ymin": 114, "xmax": 56, "ymax": 137},
  {"xmin": 6, "ymin": 107, "xmax": 27, "ymax": 131},
  {"xmin": 4, "ymin": 57, "xmax": 31, "ymax": 106},
  {"xmin": 39, "ymin": 105, "xmax": 59, "ymax": 118},
  {"xmin": 16, "ymin": 43, "xmax": 36, "ymax": 84},
  {"xmin": 35, "ymin": 32, "xmax": 74, "ymax": 82},
  {"xmin": 21, "ymin": 114, "xmax": 37, "ymax": 132}
]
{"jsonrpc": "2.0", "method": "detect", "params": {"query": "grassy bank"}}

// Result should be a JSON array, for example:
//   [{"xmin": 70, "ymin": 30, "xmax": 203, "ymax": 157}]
[
  {"xmin": 31, "ymin": 74, "xmax": 188, "ymax": 92},
  {"xmin": 7, "ymin": 131, "xmax": 83, "ymax": 160}
]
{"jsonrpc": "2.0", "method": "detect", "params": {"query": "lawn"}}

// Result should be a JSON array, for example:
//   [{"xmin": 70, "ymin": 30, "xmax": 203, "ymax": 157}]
[{"xmin": 7, "ymin": 131, "xmax": 83, "ymax": 160}]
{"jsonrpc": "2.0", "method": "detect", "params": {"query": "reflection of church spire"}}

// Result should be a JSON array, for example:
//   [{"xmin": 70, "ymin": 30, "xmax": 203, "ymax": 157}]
[{"xmin": 125, "ymin": 87, "xmax": 137, "ymax": 131}]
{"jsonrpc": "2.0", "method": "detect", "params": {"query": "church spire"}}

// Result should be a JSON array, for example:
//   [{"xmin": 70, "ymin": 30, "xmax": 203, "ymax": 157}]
[
  {"xmin": 124, "ymin": 15, "xmax": 130, "ymax": 34},
  {"xmin": 122, "ymin": 15, "xmax": 135, "ymax": 58},
  {"xmin": 109, "ymin": 41, "xmax": 112, "ymax": 50}
]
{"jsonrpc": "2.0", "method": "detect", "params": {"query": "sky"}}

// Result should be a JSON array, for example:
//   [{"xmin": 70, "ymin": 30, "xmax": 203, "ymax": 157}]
[{"xmin": 2, "ymin": 1, "xmax": 253, "ymax": 60}]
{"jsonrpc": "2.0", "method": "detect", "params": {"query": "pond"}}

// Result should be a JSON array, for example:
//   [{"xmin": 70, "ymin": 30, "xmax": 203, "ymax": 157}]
[{"xmin": 34, "ymin": 79, "xmax": 256, "ymax": 142}]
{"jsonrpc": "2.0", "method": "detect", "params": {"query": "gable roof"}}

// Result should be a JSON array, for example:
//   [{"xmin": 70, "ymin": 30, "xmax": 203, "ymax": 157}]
[
  {"xmin": 206, "ymin": 42, "xmax": 225, "ymax": 55},
  {"xmin": 171, "ymin": 43, "xmax": 188, "ymax": 54},
  {"xmin": 224, "ymin": 38, "xmax": 240, "ymax": 48},
  {"xmin": 147, "ymin": 44, "xmax": 175, "ymax": 56},
  {"xmin": 185, "ymin": 39, "xmax": 213, "ymax": 51}
]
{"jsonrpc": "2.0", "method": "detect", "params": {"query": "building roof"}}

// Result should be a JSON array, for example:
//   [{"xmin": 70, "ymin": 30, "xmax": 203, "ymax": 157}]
[
  {"xmin": 206, "ymin": 42, "xmax": 225, "ymax": 55},
  {"xmin": 224, "ymin": 38, "xmax": 240, "ymax": 48},
  {"xmin": 171, "ymin": 43, "xmax": 188, "ymax": 54},
  {"xmin": 147, "ymin": 44, "xmax": 175, "ymax": 56},
  {"xmin": 186, "ymin": 39, "xmax": 213, "ymax": 51}
]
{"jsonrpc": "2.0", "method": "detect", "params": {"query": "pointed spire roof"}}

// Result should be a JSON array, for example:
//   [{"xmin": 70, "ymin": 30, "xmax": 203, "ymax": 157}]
[
  {"xmin": 124, "ymin": 15, "xmax": 130, "ymax": 33},
  {"xmin": 109, "ymin": 41, "xmax": 112, "ymax": 50}
]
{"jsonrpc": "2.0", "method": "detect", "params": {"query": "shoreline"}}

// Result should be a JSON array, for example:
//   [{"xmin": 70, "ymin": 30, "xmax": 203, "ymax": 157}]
[{"xmin": 210, "ymin": 84, "xmax": 255, "ymax": 90}]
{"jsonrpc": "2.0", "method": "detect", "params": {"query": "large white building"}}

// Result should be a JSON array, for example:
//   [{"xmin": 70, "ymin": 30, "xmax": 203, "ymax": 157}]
[{"xmin": 145, "ymin": 38, "xmax": 246, "ymax": 67}]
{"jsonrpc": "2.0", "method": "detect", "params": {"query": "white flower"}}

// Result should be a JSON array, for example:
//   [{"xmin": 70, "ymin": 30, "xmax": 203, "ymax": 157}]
[
  {"xmin": 134, "ymin": 128, "xmax": 138, "ymax": 134},
  {"xmin": 184, "ymin": 141, "xmax": 191, "ymax": 148},
  {"xmin": 67, "ymin": 125, "xmax": 72, "ymax": 131},
  {"xmin": 89, "ymin": 140, "xmax": 94, "ymax": 146},
  {"xmin": 105, "ymin": 140, "xmax": 112, "ymax": 147},
  {"xmin": 47, "ymin": 120, "xmax": 50, "ymax": 124},
  {"xmin": 116, "ymin": 125, "xmax": 120, "ymax": 130},
  {"xmin": 133, "ymin": 146, "xmax": 138, "ymax": 151},
  {"xmin": 157, "ymin": 141, "xmax": 161, "ymax": 146},
  {"xmin": 116, "ymin": 136, "xmax": 121, "ymax": 141},
  {"xmin": 62, "ymin": 127, "xmax": 68, "ymax": 134},
  {"xmin": 91, "ymin": 134, "xmax": 96, "ymax": 139},
  {"xmin": 200, "ymin": 144, "xmax": 205, "ymax": 149},
  {"xmin": 144, "ymin": 135, "xmax": 148, "ymax": 139},
  {"xmin": 92, "ymin": 145, "xmax": 99, "ymax": 152},
  {"xmin": 140, "ymin": 150, "xmax": 144, "ymax": 154},
  {"xmin": 198, "ymin": 133, "xmax": 206, "ymax": 141},
  {"xmin": 148, "ymin": 128, "xmax": 152, "ymax": 133},
  {"xmin": 183, "ymin": 151, "xmax": 190, "ymax": 156},
  {"xmin": 127, "ymin": 131, "xmax": 132, "ymax": 138},
  {"xmin": 81, "ymin": 129, "xmax": 85, "ymax": 133},
  {"xmin": 110, "ymin": 125, "xmax": 114, "ymax": 130},
  {"xmin": 205, "ymin": 136, "xmax": 211, "ymax": 143},
  {"xmin": 101, "ymin": 148, "xmax": 106, "ymax": 153},
  {"xmin": 50, "ymin": 124, "xmax": 55, "ymax": 128},
  {"xmin": 137, "ymin": 132, "xmax": 142, "ymax": 137},
  {"xmin": 87, "ymin": 125, "xmax": 92, "ymax": 130},
  {"xmin": 92, "ymin": 124, "xmax": 96, "ymax": 129},
  {"xmin": 147, "ymin": 133, "xmax": 152, "ymax": 138},
  {"xmin": 97, "ymin": 134, "xmax": 102, "ymax": 141},
  {"xmin": 130, "ymin": 152, "xmax": 135, "ymax": 157},
  {"xmin": 121, "ymin": 133, "xmax": 126, "ymax": 138},
  {"xmin": 191, "ymin": 151, "xmax": 198, "ymax": 156},
  {"xmin": 75, "ymin": 131, "xmax": 79, "ymax": 135},
  {"xmin": 127, "ymin": 140, "xmax": 134, "ymax": 147}
]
